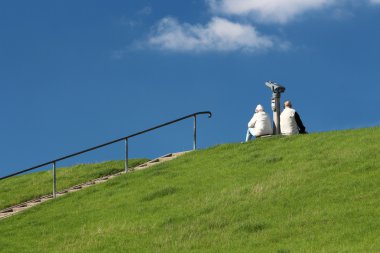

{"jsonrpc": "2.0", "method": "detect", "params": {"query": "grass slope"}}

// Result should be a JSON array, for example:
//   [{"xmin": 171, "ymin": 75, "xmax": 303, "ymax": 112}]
[
  {"xmin": 0, "ymin": 159, "xmax": 148, "ymax": 210},
  {"xmin": 1, "ymin": 127, "xmax": 379, "ymax": 252}
]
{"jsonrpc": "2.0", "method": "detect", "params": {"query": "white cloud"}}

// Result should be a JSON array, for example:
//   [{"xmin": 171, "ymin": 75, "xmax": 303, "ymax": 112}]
[
  {"xmin": 332, "ymin": 8, "xmax": 354, "ymax": 21},
  {"xmin": 208, "ymin": 0, "xmax": 339, "ymax": 23},
  {"xmin": 129, "ymin": 0, "xmax": 378, "ymax": 54},
  {"xmin": 120, "ymin": 6, "xmax": 152, "ymax": 29},
  {"xmin": 137, "ymin": 6, "xmax": 152, "ymax": 16},
  {"xmin": 147, "ymin": 17, "xmax": 278, "ymax": 52}
]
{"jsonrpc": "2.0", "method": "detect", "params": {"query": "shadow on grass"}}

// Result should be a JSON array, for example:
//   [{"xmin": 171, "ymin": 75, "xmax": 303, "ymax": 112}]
[
  {"xmin": 237, "ymin": 222, "xmax": 268, "ymax": 233},
  {"xmin": 142, "ymin": 187, "xmax": 179, "ymax": 201}
]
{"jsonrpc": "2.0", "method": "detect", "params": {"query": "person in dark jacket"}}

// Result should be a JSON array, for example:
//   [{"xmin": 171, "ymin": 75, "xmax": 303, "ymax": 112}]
[{"xmin": 280, "ymin": 100, "xmax": 307, "ymax": 135}]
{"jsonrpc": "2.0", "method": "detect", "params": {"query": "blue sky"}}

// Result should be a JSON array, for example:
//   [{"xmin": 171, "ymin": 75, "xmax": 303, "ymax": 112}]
[{"xmin": 1, "ymin": 0, "xmax": 380, "ymax": 177}]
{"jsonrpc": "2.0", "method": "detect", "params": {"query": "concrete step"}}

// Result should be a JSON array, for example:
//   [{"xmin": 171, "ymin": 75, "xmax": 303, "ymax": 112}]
[{"xmin": 0, "ymin": 150, "xmax": 190, "ymax": 220}]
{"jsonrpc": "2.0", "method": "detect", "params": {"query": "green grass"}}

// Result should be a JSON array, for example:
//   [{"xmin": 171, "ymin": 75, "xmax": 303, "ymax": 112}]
[
  {"xmin": 0, "ymin": 159, "xmax": 148, "ymax": 210},
  {"xmin": 1, "ymin": 127, "xmax": 380, "ymax": 252}
]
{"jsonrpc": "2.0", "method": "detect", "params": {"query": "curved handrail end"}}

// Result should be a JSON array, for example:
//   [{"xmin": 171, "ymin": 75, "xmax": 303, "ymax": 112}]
[{"xmin": 195, "ymin": 111, "xmax": 212, "ymax": 118}]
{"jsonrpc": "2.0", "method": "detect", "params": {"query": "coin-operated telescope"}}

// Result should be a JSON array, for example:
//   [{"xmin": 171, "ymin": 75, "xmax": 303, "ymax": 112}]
[{"xmin": 265, "ymin": 81, "xmax": 286, "ymax": 135}]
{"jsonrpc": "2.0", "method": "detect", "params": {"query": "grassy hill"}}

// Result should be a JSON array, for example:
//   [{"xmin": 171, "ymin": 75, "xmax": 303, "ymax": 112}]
[{"xmin": 0, "ymin": 127, "xmax": 379, "ymax": 252}]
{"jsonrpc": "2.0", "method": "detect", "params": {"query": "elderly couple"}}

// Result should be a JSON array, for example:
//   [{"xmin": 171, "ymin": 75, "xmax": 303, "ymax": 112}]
[{"xmin": 245, "ymin": 100, "xmax": 306, "ymax": 142}]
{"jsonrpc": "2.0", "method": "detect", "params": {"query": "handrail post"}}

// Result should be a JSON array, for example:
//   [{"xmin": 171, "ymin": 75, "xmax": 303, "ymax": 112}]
[
  {"xmin": 53, "ymin": 162, "xmax": 56, "ymax": 198},
  {"xmin": 125, "ymin": 138, "xmax": 128, "ymax": 172},
  {"xmin": 193, "ymin": 114, "xmax": 197, "ymax": 150}
]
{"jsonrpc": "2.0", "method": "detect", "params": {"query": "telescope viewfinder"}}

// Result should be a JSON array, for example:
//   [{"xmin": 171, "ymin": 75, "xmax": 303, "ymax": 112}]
[{"xmin": 265, "ymin": 81, "xmax": 285, "ymax": 94}]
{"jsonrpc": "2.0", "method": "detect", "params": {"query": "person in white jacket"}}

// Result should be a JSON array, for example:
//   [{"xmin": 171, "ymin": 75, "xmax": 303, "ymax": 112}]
[
  {"xmin": 280, "ymin": 100, "xmax": 306, "ymax": 135},
  {"xmin": 245, "ymin": 104, "xmax": 273, "ymax": 142}
]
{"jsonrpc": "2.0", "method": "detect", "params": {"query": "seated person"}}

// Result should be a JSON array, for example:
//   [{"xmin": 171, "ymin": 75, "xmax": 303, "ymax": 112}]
[
  {"xmin": 280, "ymin": 100, "xmax": 306, "ymax": 135},
  {"xmin": 245, "ymin": 104, "xmax": 273, "ymax": 142}
]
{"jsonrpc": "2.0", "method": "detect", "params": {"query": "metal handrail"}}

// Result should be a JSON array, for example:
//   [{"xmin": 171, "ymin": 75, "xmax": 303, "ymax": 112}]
[{"xmin": 0, "ymin": 111, "xmax": 212, "ymax": 196}]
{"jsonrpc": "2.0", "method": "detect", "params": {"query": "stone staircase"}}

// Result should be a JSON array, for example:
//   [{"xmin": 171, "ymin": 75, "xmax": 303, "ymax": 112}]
[{"xmin": 0, "ymin": 151, "xmax": 189, "ymax": 220}]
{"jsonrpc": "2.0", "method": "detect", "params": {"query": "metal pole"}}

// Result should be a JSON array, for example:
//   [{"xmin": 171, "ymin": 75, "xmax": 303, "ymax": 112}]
[
  {"xmin": 125, "ymin": 138, "xmax": 128, "ymax": 172},
  {"xmin": 53, "ymin": 162, "xmax": 56, "ymax": 198},
  {"xmin": 193, "ymin": 115, "xmax": 197, "ymax": 150},
  {"xmin": 272, "ymin": 93, "xmax": 281, "ymax": 135}
]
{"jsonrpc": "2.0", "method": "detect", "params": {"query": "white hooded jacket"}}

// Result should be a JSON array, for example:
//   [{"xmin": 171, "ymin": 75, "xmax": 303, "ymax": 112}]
[{"xmin": 248, "ymin": 111, "xmax": 273, "ymax": 136}]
